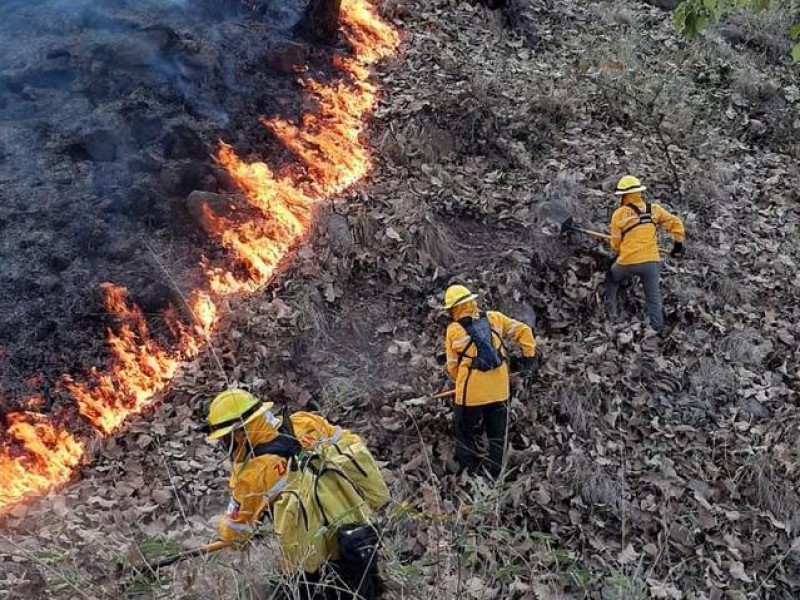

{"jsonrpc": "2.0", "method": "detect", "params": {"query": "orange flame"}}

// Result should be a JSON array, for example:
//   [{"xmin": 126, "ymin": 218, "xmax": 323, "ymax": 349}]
[
  {"xmin": 61, "ymin": 284, "xmax": 184, "ymax": 435},
  {"xmin": 0, "ymin": 412, "xmax": 85, "ymax": 512},
  {"xmin": 61, "ymin": 285, "xmax": 219, "ymax": 435},
  {"xmin": 189, "ymin": 291, "xmax": 218, "ymax": 337},
  {"xmin": 0, "ymin": 0, "xmax": 399, "ymax": 513},
  {"xmin": 204, "ymin": 0, "xmax": 399, "ymax": 293}
]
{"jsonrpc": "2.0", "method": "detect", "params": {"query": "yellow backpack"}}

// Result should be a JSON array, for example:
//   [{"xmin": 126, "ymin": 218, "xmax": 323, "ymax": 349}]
[
  {"xmin": 324, "ymin": 440, "xmax": 390, "ymax": 512},
  {"xmin": 271, "ymin": 451, "xmax": 375, "ymax": 573}
]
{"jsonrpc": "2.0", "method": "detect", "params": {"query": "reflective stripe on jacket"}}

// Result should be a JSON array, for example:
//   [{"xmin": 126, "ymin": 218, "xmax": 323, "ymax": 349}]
[
  {"xmin": 218, "ymin": 412, "xmax": 359, "ymax": 542},
  {"xmin": 444, "ymin": 302, "xmax": 536, "ymax": 407},
  {"xmin": 609, "ymin": 195, "xmax": 685, "ymax": 265}
]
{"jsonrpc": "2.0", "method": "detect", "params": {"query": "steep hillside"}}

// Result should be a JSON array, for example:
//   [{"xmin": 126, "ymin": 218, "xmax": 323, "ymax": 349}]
[{"xmin": 1, "ymin": 0, "xmax": 799, "ymax": 598}]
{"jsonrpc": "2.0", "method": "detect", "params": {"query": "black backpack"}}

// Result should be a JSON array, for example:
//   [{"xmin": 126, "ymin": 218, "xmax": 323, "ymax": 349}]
[{"xmin": 457, "ymin": 312, "xmax": 504, "ymax": 372}]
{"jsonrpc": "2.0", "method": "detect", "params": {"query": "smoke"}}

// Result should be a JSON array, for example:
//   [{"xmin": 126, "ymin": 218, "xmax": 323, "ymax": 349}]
[{"xmin": 256, "ymin": 0, "xmax": 307, "ymax": 29}]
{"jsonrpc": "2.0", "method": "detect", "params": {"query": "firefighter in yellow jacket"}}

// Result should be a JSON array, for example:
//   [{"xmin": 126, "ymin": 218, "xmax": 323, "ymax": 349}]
[
  {"xmin": 443, "ymin": 285, "xmax": 536, "ymax": 478},
  {"xmin": 204, "ymin": 389, "xmax": 381, "ymax": 597},
  {"xmin": 606, "ymin": 175, "xmax": 686, "ymax": 332}
]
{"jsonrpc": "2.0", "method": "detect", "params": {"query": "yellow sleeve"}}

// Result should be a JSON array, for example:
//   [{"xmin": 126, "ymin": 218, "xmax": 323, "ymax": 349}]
[
  {"xmin": 609, "ymin": 208, "xmax": 625, "ymax": 253},
  {"xmin": 653, "ymin": 204, "xmax": 685, "ymax": 242},
  {"xmin": 291, "ymin": 412, "xmax": 359, "ymax": 447},
  {"xmin": 444, "ymin": 323, "xmax": 459, "ymax": 380},
  {"xmin": 218, "ymin": 493, "xmax": 258, "ymax": 542},
  {"xmin": 494, "ymin": 312, "xmax": 536, "ymax": 358},
  {"xmin": 218, "ymin": 458, "xmax": 285, "ymax": 542}
]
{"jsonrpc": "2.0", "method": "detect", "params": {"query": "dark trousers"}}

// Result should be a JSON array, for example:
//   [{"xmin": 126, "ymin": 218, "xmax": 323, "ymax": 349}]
[
  {"xmin": 453, "ymin": 401, "xmax": 508, "ymax": 478},
  {"xmin": 605, "ymin": 261, "xmax": 664, "ymax": 331},
  {"xmin": 296, "ymin": 564, "xmax": 381, "ymax": 600},
  {"xmin": 295, "ymin": 525, "xmax": 382, "ymax": 600}
]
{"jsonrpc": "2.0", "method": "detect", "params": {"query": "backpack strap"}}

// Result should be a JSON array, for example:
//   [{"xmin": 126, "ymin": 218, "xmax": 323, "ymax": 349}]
[
  {"xmin": 491, "ymin": 326, "xmax": 507, "ymax": 361},
  {"xmin": 620, "ymin": 202, "xmax": 655, "ymax": 241},
  {"xmin": 252, "ymin": 413, "xmax": 302, "ymax": 459},
  {"xmin": 312, "ymin": 465, "xmax": 365, "ymax": 527},
  {"xmin": 281, "ymin": 404, "xmax": 295, "ymax": 437},
  {"xmin": 479, "ymin": 312, "xmax": 508, "ymax": 361},
  {"xmin": 454, "ymin": 316, "xmax": 476, "ymax": 369}
]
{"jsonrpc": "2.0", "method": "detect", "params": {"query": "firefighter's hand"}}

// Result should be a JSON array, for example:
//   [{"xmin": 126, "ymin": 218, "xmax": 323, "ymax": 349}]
[
  {"xmin": 520, "ymin": 356, "xmax": 538, "ymax": 377},
  {"xmin": 230, "ymin": 535, "xmax": 252, "ymax": 551}
]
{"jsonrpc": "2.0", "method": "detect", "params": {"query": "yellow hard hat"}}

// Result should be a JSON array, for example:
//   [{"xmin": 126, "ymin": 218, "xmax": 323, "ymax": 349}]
[
  {"xmin": 443, "ymin": 284, "xmax": 478, "ymax": 310},
  {"xmin": 614, "ymin": 175, "xmax": 647, "ymax": 196},
  {"xmin": 205, "ymin": 389, "xmax": 279, "ymax": 442}
]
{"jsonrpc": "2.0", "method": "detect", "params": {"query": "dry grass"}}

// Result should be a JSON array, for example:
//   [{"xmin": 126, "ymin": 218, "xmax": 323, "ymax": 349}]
[
  {"xmin": 721, "ymin": 327, "xmax": 773, "ymax": 366},
  {"xmin": 569, "ymin": 455, "xmax": 645, "ymax": 527},
  {"xmin": 376, "ymin": 114, "xmax": 458, "ymax": 166},
  {"xmin": 710, "ymin": 271, "xmax": 755, "ymax": 306},
  {"xmin": 551, "ymin": 383, "xmax": 599, "ymax": 437},
  {"xmin": 739, "ymin": 454, "xmax": 800, "ymax": 527},
  {"xmin": 719, "ymin": 6, "xmax": 794, "ymax": 64},
  {"xmin": 318, "ymin": 375, "xmax": 372, "ymax": 414},
  {"xmin": 682, "ymin": 161, "xmax": 736, "ymax": 224},
  {"xmin": 395, "ymin": 195, "xmax": 455, "ymax": 269},
  {"xmin": 688, "ymin": 357, "xmax": 737, "ymax": 400},
  {"xmin": 730, "ymin": 65, "xmax": 782, "ymax": 102}
]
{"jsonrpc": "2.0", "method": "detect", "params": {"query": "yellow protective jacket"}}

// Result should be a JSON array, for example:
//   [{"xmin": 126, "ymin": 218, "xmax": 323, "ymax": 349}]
[
  {"xmin": 444, "ymin": 301, "xmax": 536, "ymax": 407},
  {"xmin": 218, "ymin": 411, "xmax": 359, "ymax": 542},
  {"xmin": 609, "ymin": 194, "xmax": 685, "ymax": 265}
]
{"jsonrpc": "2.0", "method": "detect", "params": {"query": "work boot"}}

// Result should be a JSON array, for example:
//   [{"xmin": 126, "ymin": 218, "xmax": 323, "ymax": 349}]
[
  {"xmin": 643, "ymin": 326, "xmax": 660, "ymax": 338},
  {"xmin": 641, "ymin": 327, "xmax": 662, "ymax": 352}
]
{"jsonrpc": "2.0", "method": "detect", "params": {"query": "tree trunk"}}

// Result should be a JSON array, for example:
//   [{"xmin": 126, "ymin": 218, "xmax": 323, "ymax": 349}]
[{"xmin": 306, "ymin": 0, "xmax": 342, "ymax": 45}]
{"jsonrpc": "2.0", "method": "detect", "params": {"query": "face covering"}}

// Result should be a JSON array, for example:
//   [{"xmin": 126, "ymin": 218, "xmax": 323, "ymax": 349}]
[{"xmin": 214, "ymin": 431, "xmax": 235, "ymax": 457}]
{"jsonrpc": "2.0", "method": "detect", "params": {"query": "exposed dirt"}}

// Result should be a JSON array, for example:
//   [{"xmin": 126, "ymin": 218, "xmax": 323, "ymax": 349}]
[{"xmin": 2, "ymin": 0, "xmax": 800, "ymax": 598}]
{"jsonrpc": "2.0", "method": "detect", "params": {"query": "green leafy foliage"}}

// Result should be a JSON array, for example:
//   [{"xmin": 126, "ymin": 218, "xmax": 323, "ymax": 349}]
[
  {"xmin": 673, "ymin": 0, "xmax": 764, "ymax": 38},
  {"xmin": 673, "ymin": 0, "xmax": 800, "ymax": 61}
]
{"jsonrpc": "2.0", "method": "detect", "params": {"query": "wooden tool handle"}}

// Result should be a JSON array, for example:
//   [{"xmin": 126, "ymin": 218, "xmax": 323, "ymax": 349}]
[
  {"xmin": 148, "ymin": 540, "xmax": 232, "ymax": 570},
  {"xmin": 577, "ymin": 227, "xmax": 673, "ymax": 255},
  {"xmin": 576, "ymin": 227, "xmax": 611, "ymax": 240}
]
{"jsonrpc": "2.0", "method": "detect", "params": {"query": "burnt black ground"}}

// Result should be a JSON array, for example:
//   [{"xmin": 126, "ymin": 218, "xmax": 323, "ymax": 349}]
[{"xmin": 0, "ymin": 0, "xmax": 338, "ymax": 408}]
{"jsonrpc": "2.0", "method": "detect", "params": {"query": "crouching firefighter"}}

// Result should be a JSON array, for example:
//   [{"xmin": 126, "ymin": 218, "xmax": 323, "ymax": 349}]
[
  {"xmin": 442, "ymin": 285, "xmax": 537, "ymax": 478},
  {"xmin": 204, "ymin": 389, "xmax": 390, "ymax": 599}
]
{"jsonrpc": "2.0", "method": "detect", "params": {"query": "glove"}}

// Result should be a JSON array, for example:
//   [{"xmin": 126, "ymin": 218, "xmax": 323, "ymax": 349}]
[
  {"xmin": 520, "ymin": 356, "xmax": 538, "ymax": 376},
  {"xmin": 670, "ymin": 241, "xmax": 685, "ymax": 258}
]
